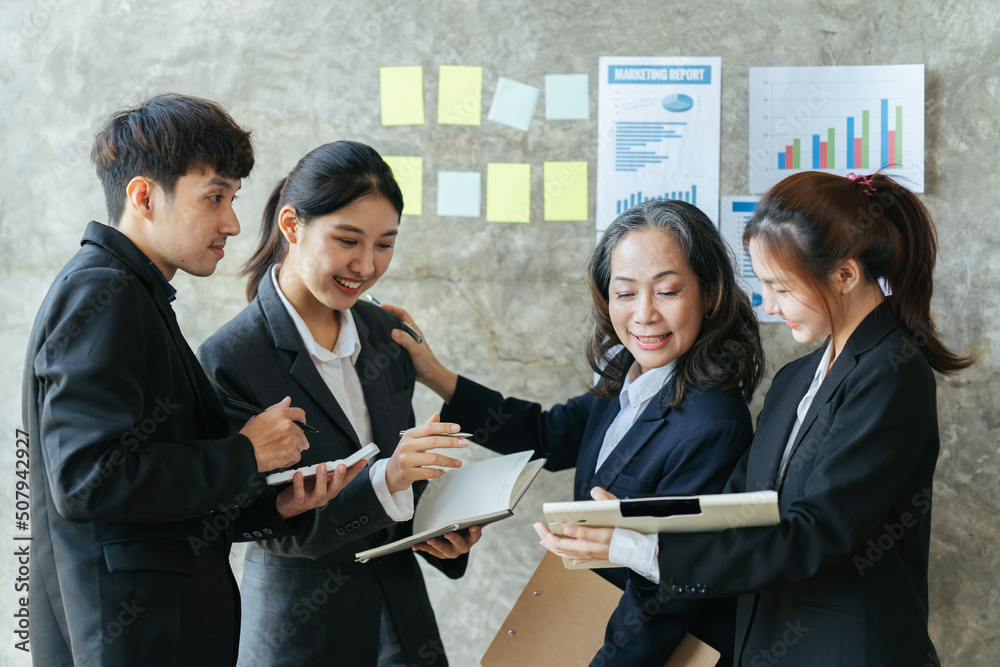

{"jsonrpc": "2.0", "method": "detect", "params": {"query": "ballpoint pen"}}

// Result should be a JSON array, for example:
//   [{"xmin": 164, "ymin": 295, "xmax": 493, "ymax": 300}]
[
  {"xmin": 398, "ymin": 430, "xmax": 473, "ymax": 438},
  {"xmin": 224, "ymin": 397, "xmax": 320, "ymax": 433},
  {"xmin": 364, "ymin": 294, "xmax": 424, "ymax": 343}
]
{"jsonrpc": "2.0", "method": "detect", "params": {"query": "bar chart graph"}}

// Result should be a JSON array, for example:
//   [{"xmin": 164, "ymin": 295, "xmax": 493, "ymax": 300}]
[
  {"xmin": 776, "ymin": 99, "xmax": 904, "ymax": 171},
  {"xmin": 749, "ymin": 65, "xmax": 924, "ymax": 193},
  {"xmin": 615, "ymin": 185, "xmax": 697, "ymax": 214}
]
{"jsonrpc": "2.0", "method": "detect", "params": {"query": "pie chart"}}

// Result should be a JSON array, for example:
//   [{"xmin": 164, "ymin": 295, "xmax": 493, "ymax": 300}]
[{"xmin": 662, "ymin": 94, "xmax": 694, "ymax": 112}]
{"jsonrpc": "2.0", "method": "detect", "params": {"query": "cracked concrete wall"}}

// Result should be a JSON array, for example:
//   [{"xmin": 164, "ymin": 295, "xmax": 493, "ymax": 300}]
[{"xmin": 1, "ymin": 1, "xmax": 997, "ymax": 665}]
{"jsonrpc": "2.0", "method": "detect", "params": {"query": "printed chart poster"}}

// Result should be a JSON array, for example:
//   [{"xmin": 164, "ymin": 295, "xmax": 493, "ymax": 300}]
[
  {"xmin": 597, "ymin": 56, "xmax": 721, "ymax": 233},
  {"xmin": 719, "ymin": 196, "xmax": 782, "ymax": 323},
  {"xmin": 749, "ymin": 64, "xmax": 925, "ymax": 194}
]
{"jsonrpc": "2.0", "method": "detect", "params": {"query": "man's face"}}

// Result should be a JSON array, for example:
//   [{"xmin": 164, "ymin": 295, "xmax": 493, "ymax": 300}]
[{"xmin": 147, "ymin": 167, "xmax": 241, "ymax": 279}]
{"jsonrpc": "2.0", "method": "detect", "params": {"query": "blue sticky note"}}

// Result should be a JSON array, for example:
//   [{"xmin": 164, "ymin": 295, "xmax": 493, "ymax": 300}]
[
  {"xmin": 487, "ymin": 77, "xmax": 540, "ymax": 132},
  {"xmin": 545, "ymin": 74, "xmax": 589, "ymax": 120},
  {"xmin": 437, "ymin": 171, "xmax": 482, "ymax": 218}
]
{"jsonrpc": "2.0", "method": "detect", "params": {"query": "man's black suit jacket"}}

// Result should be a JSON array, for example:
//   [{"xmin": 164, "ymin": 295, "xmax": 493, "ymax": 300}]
[{"xmin": 22, "ymin": 222, "xmax": 299, "ymax": 666}]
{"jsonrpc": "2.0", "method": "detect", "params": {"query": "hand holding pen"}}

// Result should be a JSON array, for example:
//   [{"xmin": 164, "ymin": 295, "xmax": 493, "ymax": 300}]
[
  {"xmin": 235, "ymin": 396, "xmax": 312, "ymax": 472},
  {"xmin": 385, "ymin": 414, "xmax": 468, "ymax": 494}
]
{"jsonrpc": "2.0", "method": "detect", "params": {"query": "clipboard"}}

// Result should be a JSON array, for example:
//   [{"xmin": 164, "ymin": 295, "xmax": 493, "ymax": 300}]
[
  {"xmin": 481, "ymin": 552, "xmax": 720, "ymax": 666},
  {"xmin": 544, "ymin": 490, "xmax": 779, "ymax": 569}
]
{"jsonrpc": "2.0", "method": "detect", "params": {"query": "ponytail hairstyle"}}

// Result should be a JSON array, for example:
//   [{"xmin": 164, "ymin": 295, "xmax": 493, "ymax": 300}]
[
  {"xmin": 241, "ymin": 140, "xmax": 404, "ymax": 301},
  {"xmin": 744, "ymin": 171, "xmax": 974, "ymax": 374},
  {"xmin": 587, "ymin": 199, "xmax": 765, "ymax": 407}
]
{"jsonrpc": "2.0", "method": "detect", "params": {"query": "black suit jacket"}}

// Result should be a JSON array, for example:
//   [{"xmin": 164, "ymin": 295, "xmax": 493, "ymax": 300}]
[
  {"xmin": 638, "ymin": 303, "xmax": 941, "ymax": 666},
  {"xmin": 442, "ymin": 375, "xmax": 752, "ymax": 667},
  {"xmin": 21, "ymin": 222, "xmax": 299, "ymax": 666},
  {"xmin": 197, "ymin": 269, "xmax": 466, "ymax": 667}
]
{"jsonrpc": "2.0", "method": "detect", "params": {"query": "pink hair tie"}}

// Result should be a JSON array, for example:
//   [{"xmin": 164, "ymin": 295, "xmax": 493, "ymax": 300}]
[{"xmin": 846, "ymin": 172, "xmax": 876, "ymax": 197}]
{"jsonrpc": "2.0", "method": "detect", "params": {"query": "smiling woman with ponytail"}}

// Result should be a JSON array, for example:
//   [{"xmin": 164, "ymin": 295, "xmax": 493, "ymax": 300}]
[
  {"xmin": 543, "ymin": 170, "xmax": 972, "ymax": 667},
  {"xmin": 198, "ymin": 140, "xmax": 477, "ymax": 667}
]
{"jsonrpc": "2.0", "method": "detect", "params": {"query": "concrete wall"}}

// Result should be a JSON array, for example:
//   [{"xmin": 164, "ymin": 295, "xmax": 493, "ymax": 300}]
[{"xmin": 1, "ymin": 1, "xmax": 997, "ymax": 664}]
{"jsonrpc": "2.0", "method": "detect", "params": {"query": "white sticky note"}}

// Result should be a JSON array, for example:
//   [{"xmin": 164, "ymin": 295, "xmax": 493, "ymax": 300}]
[
  {"xmin": 437, "ymin": 171, "xmax": 482, "ymax": 218},
  {"xmin": 487, "ymin": 77, "xmax": 540, "ymax": 132},
  {"xmin": 545, "ymin": 74, "xmax": 589, "ymax": 120}
]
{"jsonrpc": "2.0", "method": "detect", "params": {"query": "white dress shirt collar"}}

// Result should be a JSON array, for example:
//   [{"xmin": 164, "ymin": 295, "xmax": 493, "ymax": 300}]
[{"xmin": 619, "ymin": 359, "xmax": 677, "ymax": 414}]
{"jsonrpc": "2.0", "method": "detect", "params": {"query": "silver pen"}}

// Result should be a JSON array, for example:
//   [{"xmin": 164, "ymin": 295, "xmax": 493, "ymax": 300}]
[
  {"xmin": 399, "ymin": 431, "xmax": 473, "ymax": 438},
  {"xmin": 364, "ymin": 294, "xmax": 424, "ymax": 343}
]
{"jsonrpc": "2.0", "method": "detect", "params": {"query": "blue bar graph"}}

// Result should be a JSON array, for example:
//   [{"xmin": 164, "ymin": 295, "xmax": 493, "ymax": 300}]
[
  {"xmin": 778, "ymin": 152, "xmax": 786, "ymax": 169},
  {"xmin": 616, "ymin": 185, "xmax": 697, "ymax": 214},
  {"xmin": 615, "ymin": 121, "xmax": 686, "ymax": 172},
  {"xmin": 812, "ymin": 135, "xmax": 821, "ymax": 169},
  {"xmin": 847, "ymin": 117, "xmax": 855, "ymax": 168}
]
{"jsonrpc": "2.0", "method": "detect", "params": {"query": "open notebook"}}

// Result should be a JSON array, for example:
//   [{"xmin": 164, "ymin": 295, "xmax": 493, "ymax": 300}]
[{"xmin": 355, "ymin": 450, "xmax": 545, "ymax": 562}]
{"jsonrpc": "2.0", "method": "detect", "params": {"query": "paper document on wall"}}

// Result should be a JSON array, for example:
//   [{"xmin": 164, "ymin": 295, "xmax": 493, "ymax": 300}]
[{"xmin": 596, "ymin": 56, "xmax": 722, "ymax": 232}]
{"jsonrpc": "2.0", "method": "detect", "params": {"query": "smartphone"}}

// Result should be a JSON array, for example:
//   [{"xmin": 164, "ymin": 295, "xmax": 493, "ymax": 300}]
[{"xmin": 265, "ymin": 442, "xmax": 380, "ymax": 486}]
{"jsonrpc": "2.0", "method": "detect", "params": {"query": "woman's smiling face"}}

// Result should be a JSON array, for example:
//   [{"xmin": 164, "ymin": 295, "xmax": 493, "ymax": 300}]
[
  {"xmin": 285, "ymin": 196, "xmax": 400, "ymax": 311},
  {"xmin": 609, "ymin": 228, "xmax": 706, "ymax": 374}
]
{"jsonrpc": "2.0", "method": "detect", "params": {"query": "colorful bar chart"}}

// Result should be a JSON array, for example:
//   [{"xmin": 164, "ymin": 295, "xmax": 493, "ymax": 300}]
[
  {"xmin": 749, "ymin": 65, "xmax": 924, "ymax": 193},
  {"xmin": 777, "ymin": 100, "xmax": 901, "ymax": 171},
  {"xmin": 615, "ymin": 185, "xmax": 697, "ymax": 214}
]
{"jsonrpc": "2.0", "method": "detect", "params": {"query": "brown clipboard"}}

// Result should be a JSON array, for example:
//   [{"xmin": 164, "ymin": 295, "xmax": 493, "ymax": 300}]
[{"xmin": 480, "ymin": 552, "xmax": 720, "ymax": 667}]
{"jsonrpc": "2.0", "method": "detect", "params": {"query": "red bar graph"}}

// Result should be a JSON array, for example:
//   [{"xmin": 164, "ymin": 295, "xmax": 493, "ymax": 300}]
[
  {"xmin": 820, "ymin": 142, "xmax": 828, "ymax": 168},
  {"xmin": 853, "ymin": 138, "xmax": 863, "ymax": 168}
]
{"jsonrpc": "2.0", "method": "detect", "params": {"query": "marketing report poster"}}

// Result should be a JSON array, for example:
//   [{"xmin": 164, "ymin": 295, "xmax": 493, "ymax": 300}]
[{"xmin": 596, "ymin": 56, "xmax": 722, "ymax": 233}]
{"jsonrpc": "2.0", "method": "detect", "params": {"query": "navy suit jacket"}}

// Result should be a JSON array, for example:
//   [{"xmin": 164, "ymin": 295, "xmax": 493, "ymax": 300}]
[
  {"xmin": 22, "ymin": 223, "xmax": 300, "ymax": 666},
  {"xmin": 198, "ymin": 271, "xmax": 466, "ymax": 667},
  {"xmin": 442, "ymin": 374, "xmax": 752, "ymax": 667},
  {"xmin": 637, "ymin": 303, "xmax": 941, "ymax": 666}
]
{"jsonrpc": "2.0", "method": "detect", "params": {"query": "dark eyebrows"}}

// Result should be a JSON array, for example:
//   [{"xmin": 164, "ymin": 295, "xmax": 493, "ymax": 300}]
[
  {"xmin": 612, "ymin": 270, "xmax": 679, "ymax": 282},
  {"xmin": 332, "ymin": 224, "xmax": 398, "ymax": 238},
  {"xmin": 207, "ymin": 176, "xmax": 240, "ymax": 191}
]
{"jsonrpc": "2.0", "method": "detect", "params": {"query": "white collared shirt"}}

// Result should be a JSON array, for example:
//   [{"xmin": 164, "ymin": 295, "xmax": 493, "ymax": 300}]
[
  {"xmin": 271, "ymin": 266, "xmax": 413, "ymax": 521},
  {"xmin": 778, "ymin": 341, "xmax": 833, "ymax": 480},
  {"xmin": 596, "ymin": 361, "xmax": 676, "ymax": 470},
  {"xmin": 600, "ymin": 361, "xmax": 675, "ymax": 582}
]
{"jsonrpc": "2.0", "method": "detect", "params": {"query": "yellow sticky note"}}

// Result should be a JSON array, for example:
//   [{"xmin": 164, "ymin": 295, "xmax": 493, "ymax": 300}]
[
  {"xmin": 438, "ymin": 65, "xmax": 482, "ymax": 125},
  {"xmin": 486, "ymin": 163, "xmax": 531, "ymax": 223},
  {"xmin": 544, "ymin": 161, "xmax": 589, "ymax": 221},
  {"xmin": 383, "ymin": 156, "xmax": 423, "ymax": 216},
  {"xmin": 380, "ymin": 66, "xmax": 424, "ymax": 125}
]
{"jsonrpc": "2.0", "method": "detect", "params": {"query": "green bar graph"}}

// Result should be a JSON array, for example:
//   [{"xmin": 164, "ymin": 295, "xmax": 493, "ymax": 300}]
[
  {"xmin": 793, "ymin": 138, "xmax": 801, "ymax": 169},
  {"xmin": 862, "ymin": 110, "xmax": 870, "ymax": 169},
  {"xmin": 828, "ymin": 127, "xmax": 835, "ymax": 169}
]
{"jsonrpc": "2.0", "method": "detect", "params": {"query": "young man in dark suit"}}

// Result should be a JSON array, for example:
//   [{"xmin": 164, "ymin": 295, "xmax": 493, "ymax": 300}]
[{"xmin": 21, "ymin": 94, "xmax": 364, "ymax": 666}]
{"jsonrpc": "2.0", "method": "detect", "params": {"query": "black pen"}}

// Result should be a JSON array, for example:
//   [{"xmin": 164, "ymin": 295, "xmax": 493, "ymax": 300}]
[
  {"xmin": 364, "ymin": 294, "xmax": 424, "ymax": 343},
  {"xmin": 224, "ymin": 397, "xmax": 320, "ymax": 433}
]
